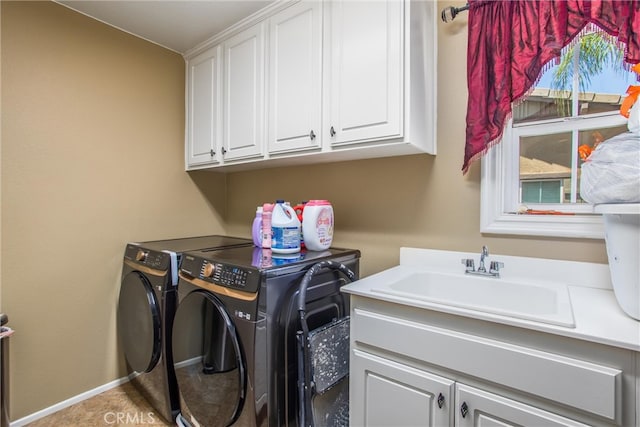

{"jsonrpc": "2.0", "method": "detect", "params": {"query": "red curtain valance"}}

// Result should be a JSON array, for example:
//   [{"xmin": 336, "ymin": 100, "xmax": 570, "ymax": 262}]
[{"xmin": 463, "ymin": 0, "xmax": 640, "ymax": 174}]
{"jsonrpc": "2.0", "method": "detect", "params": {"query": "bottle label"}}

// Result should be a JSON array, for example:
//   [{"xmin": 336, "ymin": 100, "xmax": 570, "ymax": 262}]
[
  {"xmin": 272, "ymin": 226, "xmax": 300, "ymax": 250},
  {"xmin": 261, "ymin": 225, "xmax": 272, "ymax": 248},
  {"xmin": 315, "ymin": 208, "xmax": 334, "ymax": 246}
]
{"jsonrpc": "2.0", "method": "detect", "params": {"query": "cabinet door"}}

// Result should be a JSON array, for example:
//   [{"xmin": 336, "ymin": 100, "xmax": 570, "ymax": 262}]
[
  {"xmin": 456, "ymin": 384, "xmax": 591, "ymax": 427},
  {"xmin": 328, "ymin": 0, "xmax": 403, "ymax": 146},
  {"xmin": 268, "ymin": 1, "xmax": 322, "ymax": 154},
  {"xmin": 222, "ymin": 23, "xmax": 265, "ymax": 161},
  {"xmin": 351, "ymin": 350, "xmax": 453, "ymax": 427},
  {"xmin": 186, "ymin": 46, "xmax": 221, "ymax": 168}
]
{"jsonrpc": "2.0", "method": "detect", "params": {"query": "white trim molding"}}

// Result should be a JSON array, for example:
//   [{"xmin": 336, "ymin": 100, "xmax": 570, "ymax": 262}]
[{"xmin": 10, "ymin": 376, "xmax": 130, "ymax": 427}]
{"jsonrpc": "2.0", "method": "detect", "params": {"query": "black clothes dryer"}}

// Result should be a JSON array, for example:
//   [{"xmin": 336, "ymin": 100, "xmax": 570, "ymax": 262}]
[
  {"xmin": 117, "ymin": 236, "xmax": 252, "ymax": 423},
  {"xmin": 173, "ymin": 246, "xmax": 360, "ymax": 427}
]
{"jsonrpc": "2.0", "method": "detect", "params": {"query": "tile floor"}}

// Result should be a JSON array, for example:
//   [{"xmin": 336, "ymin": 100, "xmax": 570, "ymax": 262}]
[{"xmin": 25, "ymin": 382, "xmax": 174, "ymax": 426}]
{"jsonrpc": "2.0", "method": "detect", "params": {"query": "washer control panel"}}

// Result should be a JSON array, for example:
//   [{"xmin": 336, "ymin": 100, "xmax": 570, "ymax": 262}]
[
  {"xmin": 181, "ymin": 255, "xmax": 259, "ymax": 293},
  {"xmin": 124, "ymin": 244, "xmax": 169, "ymax": 271}
]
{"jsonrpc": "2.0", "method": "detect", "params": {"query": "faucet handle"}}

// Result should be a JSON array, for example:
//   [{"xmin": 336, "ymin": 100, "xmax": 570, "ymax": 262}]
[
  {"xmin": 489, "ymin": 261, "xmax": 504, "ymax": 275},
  {"xmin": 461, "ymin": 258, "xmax": 475, "ymax": 272}
]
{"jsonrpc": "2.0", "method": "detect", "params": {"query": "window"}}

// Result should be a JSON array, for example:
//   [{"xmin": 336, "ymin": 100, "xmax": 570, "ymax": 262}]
[{"xmin": 481, "ymin": 31, "xmax": 636, "ymax": 238}]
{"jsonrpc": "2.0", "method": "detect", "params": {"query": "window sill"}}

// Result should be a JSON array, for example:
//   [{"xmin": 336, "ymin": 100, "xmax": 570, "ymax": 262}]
[{"xmin": 480, "ymin": 210, "xmax": 604, "ymax": 239}]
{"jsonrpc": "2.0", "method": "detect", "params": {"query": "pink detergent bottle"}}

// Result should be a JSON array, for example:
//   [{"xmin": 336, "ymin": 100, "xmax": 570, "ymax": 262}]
[{"xmin": 261, "ymin": 203, "xmax": 274, "ymax": 249}]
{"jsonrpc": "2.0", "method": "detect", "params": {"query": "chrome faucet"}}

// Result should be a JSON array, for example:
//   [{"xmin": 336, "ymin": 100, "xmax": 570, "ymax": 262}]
[
  {"xmin": 461, "ymin": 246, "xmax": 504, "ymax": 278},
  {"xmin": 478, "ymin": 245, "xmax": 489, "ymax": 273}
]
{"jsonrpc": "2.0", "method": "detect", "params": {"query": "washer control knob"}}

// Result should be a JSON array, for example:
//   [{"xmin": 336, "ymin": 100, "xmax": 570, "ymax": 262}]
[
  {"xmin": 202, "ymin": 263, "xmax": 215, "ymax": 278},
  {"xmin": 135, "ymin": 250, "xmax": 147, "ymax": 262}
]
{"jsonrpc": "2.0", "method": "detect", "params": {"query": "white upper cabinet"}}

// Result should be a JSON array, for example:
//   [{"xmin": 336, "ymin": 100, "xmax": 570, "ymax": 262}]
[
  {"xmin": 268, "ymin": 1, "xmax": 322, "ymax": 154},
  {"xmin": 327, "ymin": 0, "xmax": 403, "ymax": 146},
  {"xmin": 186, "ymin": 45, "xmax": 221, "ymax": 167},
  {"xmin": 222, "ymin": 22, "xmax": 266, "ymax": 161},
  {"xmin": 184, "ymin": 0, "xmax": 437, "ymax": 171}
]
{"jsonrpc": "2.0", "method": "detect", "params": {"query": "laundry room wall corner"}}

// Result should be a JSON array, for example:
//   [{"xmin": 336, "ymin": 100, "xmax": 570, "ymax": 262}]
[
  {"xmin": 1, "ymin": 1, "xmax": 226, "ymax": 421},
  {"xmin": 187, "ymin": 170, "xmax": 229, "ymax": 234}
]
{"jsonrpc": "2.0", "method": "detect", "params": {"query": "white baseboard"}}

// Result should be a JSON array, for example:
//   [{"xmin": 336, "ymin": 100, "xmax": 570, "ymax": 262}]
[{"xmin": 10, "ymin": 376, "xmax": 131, "ymax": 427}]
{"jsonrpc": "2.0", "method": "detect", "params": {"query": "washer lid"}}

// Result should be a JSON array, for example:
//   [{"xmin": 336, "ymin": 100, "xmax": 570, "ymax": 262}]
[{"xmin": 594, "ymin": 203, "xmax": 640, "ymax": 215}]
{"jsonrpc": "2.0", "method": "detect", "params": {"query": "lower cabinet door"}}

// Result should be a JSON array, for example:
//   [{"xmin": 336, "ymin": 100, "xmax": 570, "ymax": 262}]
[
  {"xmin": 351, "ymin": 349, "xmax": 454, "ymax": 427},
  {"xmin": 455, "ymin": 384, "xmax": 591, "ymax": 427}
]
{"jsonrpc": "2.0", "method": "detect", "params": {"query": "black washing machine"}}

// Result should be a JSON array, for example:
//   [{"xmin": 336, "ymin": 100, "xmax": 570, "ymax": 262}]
[
  {"xmin": 117, "ymin": 236, "xmax": 253, "ymax": 423},
  {"xmin": 173, "ymin": 246, "xmax": 360, "ymax": 427}
]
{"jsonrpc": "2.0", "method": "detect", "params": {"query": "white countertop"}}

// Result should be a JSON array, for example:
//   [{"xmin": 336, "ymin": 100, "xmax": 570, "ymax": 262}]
[{"xmin": 342, "ymin": 248, "xmax": 640, "ymax": 352}]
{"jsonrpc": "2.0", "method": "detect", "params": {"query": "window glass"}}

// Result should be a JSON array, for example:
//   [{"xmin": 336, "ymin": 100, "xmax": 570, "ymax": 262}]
[
  {"xmin": 518, "ymin": 124, "xmax": 628, "ymax": 205},
  {"xmin": 513, "ymin": 33, "xmax": 636, "ymax": 125},
  {"xmin": 513, "ymin": 67, "xmax": 569, "ymax": 123},
  {"xmin": 519, "ymin": 132, "xmax": 573, "ymax": 203}
]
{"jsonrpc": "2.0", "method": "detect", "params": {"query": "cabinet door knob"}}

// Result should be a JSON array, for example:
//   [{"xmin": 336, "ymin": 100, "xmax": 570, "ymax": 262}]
[
  {"xmin": 309, "ymin": 130, "xmax": 316, "ymax": 140},
  {"xmin": 437, "ymin": 393, "xmax": 445, "ymax": 409},
  {"xmin": 460, "ymin": 401, "xmax": 469, "ymax": 418},
  {"xmin": 210, "ymin": 149, "xmax": 215, "ymax": 156},
  {"xmin": 221, "ymin": 147, "xmax": 227, "ymax": 155},
  {"xmin": 330, "ymin": 126, "xmax": 336, "ymax": 137}
]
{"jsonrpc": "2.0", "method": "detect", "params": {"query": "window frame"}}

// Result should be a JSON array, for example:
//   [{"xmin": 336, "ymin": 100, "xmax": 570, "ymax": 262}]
[{"xmin": 480, "ymin": 111, "xmax": 629, "ymax": 239}]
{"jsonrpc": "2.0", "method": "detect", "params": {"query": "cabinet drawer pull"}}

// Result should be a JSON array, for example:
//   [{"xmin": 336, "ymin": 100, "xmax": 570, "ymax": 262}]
[
  {"xmin": 460, "ymin": 401, "xmax": 469, "ymax": 418},
  {"xmin": 309, "ymin": 130, "xmax": 316, "ymax": 140},
  {"xmin": 330, "ymin": 126, "xmax": 336, "ymax": 137},
  {"xmin": 437, "ymin": 393, "xmax": 445, "ymax": 409}
]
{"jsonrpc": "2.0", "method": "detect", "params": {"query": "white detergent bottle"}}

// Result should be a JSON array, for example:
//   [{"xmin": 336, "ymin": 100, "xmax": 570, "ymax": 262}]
[
  {"xmin": 271, "ymin": 200, "xmax": 301, "ymax": 254},
  {"xmin": 302, "ymin": 200, "xmax": 334, "ymax": 251}
]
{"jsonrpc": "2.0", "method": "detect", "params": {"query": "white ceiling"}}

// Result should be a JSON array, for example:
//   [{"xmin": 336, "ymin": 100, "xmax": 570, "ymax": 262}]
[{"xmin": 56, "ymin": 1, "xmax": 274, "ymax": 54}]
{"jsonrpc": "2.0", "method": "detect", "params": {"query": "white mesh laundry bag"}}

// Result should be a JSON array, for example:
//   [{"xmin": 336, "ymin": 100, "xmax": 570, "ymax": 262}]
[{"xmin": 580, "ymin": 131, "xmax": 640, "ymax": 204}]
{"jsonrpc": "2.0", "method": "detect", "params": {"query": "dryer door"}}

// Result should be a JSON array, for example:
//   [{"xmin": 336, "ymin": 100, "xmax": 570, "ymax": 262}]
[
  {"xmin": 117, "ymin": 271, "xmax": 162, "ymax": 373},
  {"xmin": 172, "ymin": 290, "xmax": 246, "ymax": 427}
]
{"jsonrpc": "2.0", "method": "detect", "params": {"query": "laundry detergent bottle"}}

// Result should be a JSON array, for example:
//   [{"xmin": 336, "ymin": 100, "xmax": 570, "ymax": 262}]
[
  {"xmin": 302, "ymin": 200, "xmax": 334, "ymax": 251},
  {"xmin": 252, "ymin": 206, "xmax": 263, "ymax": 247},
  {"xmin": 271, "ymin": 200, "xmax": 301, "ymax": 254},
  {"xmin": 261, "ymin": 203, "xmax": 274, "ymax": 249}
]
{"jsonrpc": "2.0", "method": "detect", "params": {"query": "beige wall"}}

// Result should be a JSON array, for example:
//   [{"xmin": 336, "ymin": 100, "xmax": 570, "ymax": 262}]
[
  {"xmin": 0, "ymin": 0, "xmax": 609, "ymax": 422},
  {"xmin": 224, "ymin": 2, "xmax": 608, "ymax": 277},
  {"xmin": 1, "ymin": 1, "xmax": 226, "ymax": 420}
]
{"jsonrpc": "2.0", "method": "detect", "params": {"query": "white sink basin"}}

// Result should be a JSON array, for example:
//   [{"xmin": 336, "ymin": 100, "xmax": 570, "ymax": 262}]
[{"xmin": 372, "ymin": 271, "xmax": 575, "ymax": 328}]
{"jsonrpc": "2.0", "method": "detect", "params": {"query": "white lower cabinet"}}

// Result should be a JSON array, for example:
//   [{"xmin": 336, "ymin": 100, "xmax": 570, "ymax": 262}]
[
  {"xmin": 455, "ymin": 384, "xmax": 589, "ymax": 427},
  {"xmin": 351, "ymin": 349, "xmax": 453, "ymax": 427},
  {"xmin": 348, "ymin": 301, "xmax": 636, "ymax": 426},
  {"xmin": 351, "ymin": 349, "xmax": 589, "ymax": 427}
]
